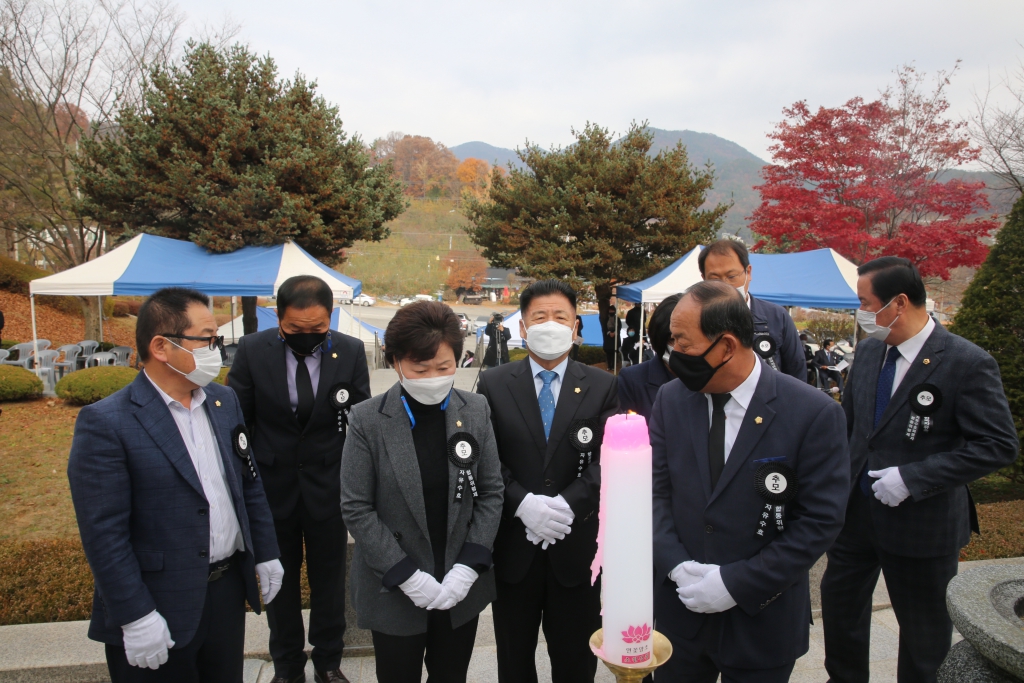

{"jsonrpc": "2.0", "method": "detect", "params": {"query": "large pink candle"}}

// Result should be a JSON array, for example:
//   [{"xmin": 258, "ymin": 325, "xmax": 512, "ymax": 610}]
[{"xmin": 591, "ymin": 413, "xmax": 654, "ymax": 667}]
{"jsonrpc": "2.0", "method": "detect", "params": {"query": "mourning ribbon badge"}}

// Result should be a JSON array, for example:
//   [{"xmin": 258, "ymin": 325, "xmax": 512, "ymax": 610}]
[
  {"xmin": 329, "ymin": 382, "xmax": 356, "ymax": 435},
  {"xmin": 905, "ymin": 384, "xmax": 942, "ymax": 441},
  {"xmin": 753, "ymin": 333, "xmax": 779, "ymax": 371},
  {"xmin": 448, "ymin": 433, "xmax": 481, "ymax": 502},
  {"xmin": 754, "ymin": 462, "xmax": 798, "ymax": 537},
  {"xmin": 569, "ymin": 418, "xmax": 597, "ymax": 478},
  {"xmin": 232, "ymin": 425, "xmax": 258, "ymax": 480}
]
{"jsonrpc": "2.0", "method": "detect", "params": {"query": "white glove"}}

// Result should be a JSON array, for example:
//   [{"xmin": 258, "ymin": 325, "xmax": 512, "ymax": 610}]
[
  {"xmin": 525, "ymin": 527, "xmax": 550, "ymax": 550},
  {"xmin": 428, "ymin": 564, "xmax": 479, "ymax": 610},
  {"xmin": 399, "ymin": 570, "xmax": 444, "ymax": 609},
  {"xmin": 516, "ymin": 493, "xmax": 572, "ymax": 544},
  {"xmin": 256, "ymin": 559, "xmax": 284, "ymax": 604},
  {"xmin": 668, "ymin": 562, "xmax": 703, "ymax": 590},
  {"xmin": 869, "ymin": 467, "xmax": 911, "ymax": 507},
  {"xmin": 676, "ymin": 562, "xmax": 737, "ymax": 614},
  {"xmin": 122, "ymin": 610, "xmax": 175, "ymax": 669},
  {"xmin": 524, "ymin": 495, "xmax": 575, "ymax": 549}
]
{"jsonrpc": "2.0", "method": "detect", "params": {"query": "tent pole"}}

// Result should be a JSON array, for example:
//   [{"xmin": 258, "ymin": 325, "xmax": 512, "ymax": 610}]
[
  {"xmin": 231, "ymin": 296, "xmax": 236, "ymax": 345},
  {"xmin": 98, "ymin": 296, "xmax": 104, "ymax": 343},
  {"xmin": 640, "ymin": 303, "xmax": 646, "ymax": 362},
  {"xmin": 349, "ymin": 298, "xmax": 354, "ymax": 334},
  {"xmin": 613, "ymin": 303, "xmax": 619, "ymax": 375},
  {"xmin": 30, "ymin": 294, "xmax": 40, "ymax": 381}
]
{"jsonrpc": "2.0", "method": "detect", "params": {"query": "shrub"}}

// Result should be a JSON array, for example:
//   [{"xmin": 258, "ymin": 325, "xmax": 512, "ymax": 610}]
[
  {"xmin": 112, "ymin": 301, "xmax": 130, "ymax": 317},
  {"xmin": 951, "ymin": 193, "xmax": 1024, "ymax": 480},
  {"xmin": 509, "ymin": 348, "xmax": 529, "ymax": 362},
  {"xmin": 56, "ymin": 366, "xmax": 137, "ymax": 405},
  {"xmin": 0, "ymin": 366, "xmax": 44, "ymax": 401},
  {"xmin": 1, "ymin": 339, "xmax": 19, "ymax": 350},
  {"xmin": 804, "ymin": 311, "xmax": 855, "ymax": 345},
  {"xmin": 213, "ymin": 367, "xmax": 228, "ymax": 385},
  {"xmin": 0, "ymin": 255, "xmax": 81, "ymax": 315},
  {"xmin": 577, "ymin": 345, "xmax": 607, "ymax": 365}
]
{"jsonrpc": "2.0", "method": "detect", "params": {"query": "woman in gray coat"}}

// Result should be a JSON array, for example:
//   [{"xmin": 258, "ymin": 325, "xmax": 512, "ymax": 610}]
[{"xmin": 340, "ymin": 301, "xmax": 503, "ymax": 683}]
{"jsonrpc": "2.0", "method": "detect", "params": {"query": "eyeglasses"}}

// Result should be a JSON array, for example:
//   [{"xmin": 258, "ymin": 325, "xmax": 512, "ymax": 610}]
[
  {"xmin": 160, "ymin": 334, "xmax": 225, "ymax": 351},
  {"xmin": 708, "ymin": 271, "xmax": 747, "ymax": 285}
]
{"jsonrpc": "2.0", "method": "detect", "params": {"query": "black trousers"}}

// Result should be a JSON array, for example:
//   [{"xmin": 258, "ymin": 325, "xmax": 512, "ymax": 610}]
[
  {"xmin": 106, "ymin": 560, "xmax": 246, "ymax": 683},
  {"xmin": 493, "ymin": 549, "xmax": 602, "ymax": 683},
  {"xmin": 821, "ymin": 369, "xmax": 845, "ymax": 393},
  {"xmin": 371, "ymin": 611, "xmax": 479, "ymax": 683},
  {"xmin": 267, "ymin": 500, "xmax": 348, "ymax": 678},
  {"xmin": 654, "ymin": 619, "xmax": 795, "ymax": 683},
  {"xmin": 821, "ymin": 493, "xmax": 959, "ymax": 683}
]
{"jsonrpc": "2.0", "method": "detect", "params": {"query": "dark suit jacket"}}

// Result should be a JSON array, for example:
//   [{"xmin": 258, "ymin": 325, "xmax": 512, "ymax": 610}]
[
  {"xmin": 814, "ymin": 348, "xmax": 838, "ymax": 370},
  {"xmin": 67, "ymin": 373, "xmax": 279, "ymax": 647},
  {"xmin": 651, "ymin": 362, "xmax": 849, "ymax": 668},
  {"xmin": 750, "ymin": 295, "xmax": 805, "ymax": 382},
  {"xmin": 227, "ymin": 328, "xmax": 371, "ymax": 521},
  {"xmin": 842, "ymin": 323, "xmax": 1018, "ymax": 557},
  {"xmin": 477, "ymin": 358, "xmax": 619, "ymax": 587},
  {"xmin": 617, "ymin": 356, "xmax": 673, "ymax": 418}
]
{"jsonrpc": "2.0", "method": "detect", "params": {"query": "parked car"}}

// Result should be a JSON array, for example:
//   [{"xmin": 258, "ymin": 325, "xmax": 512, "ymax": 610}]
[
  {"xmin": 399, "ymin": 297, "xmax": 414, "ymax": 307},
  {"xmin": 456, "ymin": 313, "xmax": 470, "ymax": 335},
  {"xmin": 462, "ymin": 293, "xmax": 486, "ymax": 305},
  {"xmin": 339, "ymin": 293, "xmax": 376, "ymax": 306}
]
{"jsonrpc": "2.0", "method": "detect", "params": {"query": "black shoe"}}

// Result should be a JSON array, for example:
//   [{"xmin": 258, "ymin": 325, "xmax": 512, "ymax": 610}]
[
  {"xmin": 269, "ymin": 675, "xmax": 305, "ymax": 683},
  {"xmin": 314, "ymin": 669, "xmax": 350, "ymax": 683}
]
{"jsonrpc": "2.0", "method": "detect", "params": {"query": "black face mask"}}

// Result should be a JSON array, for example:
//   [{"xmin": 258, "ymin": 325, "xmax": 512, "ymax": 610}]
[
  {"xmin": 669, "ymin": 336, "xmax": 731, "ymax": 392},
  {"xmin": 281, "ymin": 329, "xmax": 328, "ymax": 356}
]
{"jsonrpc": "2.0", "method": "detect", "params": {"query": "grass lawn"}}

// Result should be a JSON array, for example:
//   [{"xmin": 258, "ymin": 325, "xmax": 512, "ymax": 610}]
[{"xmin": 0, "ymin": 397, "xmax": 1021, "ymax": 624}]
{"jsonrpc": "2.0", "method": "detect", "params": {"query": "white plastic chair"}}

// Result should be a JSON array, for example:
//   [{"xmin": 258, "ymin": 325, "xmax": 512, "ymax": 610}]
[
  {"xmin": 32, "ymin": 350, "xmax": 60, "ymax": 390},
  {"xmin": 77, "ymin": 340, "xmax": 100, "ymax": 369},
  {"xmin": 34, "ymin": 339, "xmax": 52, "ymax": 351},
  {"xmin": 0, "ymin": 349, "xmax": 8, "ymax": 363},
  {"xmin": 87, "ymin": 352, "xmax": 117, "ymax": 367},
  {"xmin": 111, "ymin": 346, "xmax": 133, "ymax": 366},
  {"xmin": 1, "ymin": 343, "xmax": 36, "ymax": 369},
  {"xmin": 54, "ymin": 345, "xmax": 82, "ymax": 378}
]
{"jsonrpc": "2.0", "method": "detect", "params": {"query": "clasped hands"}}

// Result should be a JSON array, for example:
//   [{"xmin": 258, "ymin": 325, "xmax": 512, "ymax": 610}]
[
  {"xmin": 670, "ymin": 561, "xmax": 737, "ymax": 614},
  {"xmin": 517, "ymin": 493, "xmax": 574, "ymax": 549},
  {"xmin": 400, "ymin": 565, "xmax": 479, "ymax": 610}
]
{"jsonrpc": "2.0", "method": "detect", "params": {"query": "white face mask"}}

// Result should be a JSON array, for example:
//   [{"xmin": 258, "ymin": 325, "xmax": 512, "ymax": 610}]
[
  {"xmin": 524, "ymin": 320, "xmax": 575, "ymax": 360},
  {"xmin": 735, "ymin": 271, "xmax": 749, "ymax": 300},
  {"xmin": 856, "ymin": 298, "xmax": 900, "ymax": 342},
  {"xmin": 167, "ymin": 341, "xmax": 222, "ymax": 387},
  {"xmin": 398, "ymin": 362, "xmax": 455, "ymax": 405}
]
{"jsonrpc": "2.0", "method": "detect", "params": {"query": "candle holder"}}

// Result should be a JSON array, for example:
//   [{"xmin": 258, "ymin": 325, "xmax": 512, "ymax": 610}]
[{"xmin": 590, "ymin": 628, "xmax": 672, "ymax": 683}]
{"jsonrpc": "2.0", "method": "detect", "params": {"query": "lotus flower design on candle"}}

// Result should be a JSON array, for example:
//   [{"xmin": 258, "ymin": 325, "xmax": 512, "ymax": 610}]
[{"xmin": 621, "ymin": 623, "xmax": 652, "ymax": 643}]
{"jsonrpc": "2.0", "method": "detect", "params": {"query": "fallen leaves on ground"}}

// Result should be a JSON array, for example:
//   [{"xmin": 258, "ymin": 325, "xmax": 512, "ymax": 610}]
[
  {"xmin": 960, "ymin": 499, "xmax": 1024, "ymax": 561},
  {"xmin": 0, "ymin": 291, "xmax": 136, "ymax": 360}
]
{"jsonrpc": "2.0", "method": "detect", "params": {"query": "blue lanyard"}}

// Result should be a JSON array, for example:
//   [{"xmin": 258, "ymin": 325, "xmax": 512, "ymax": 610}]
[{"xmin": 400, "ymin": 392, "xmax": 451, "ymax": 428}]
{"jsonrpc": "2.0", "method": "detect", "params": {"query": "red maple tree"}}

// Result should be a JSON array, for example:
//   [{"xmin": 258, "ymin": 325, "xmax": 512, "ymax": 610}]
[{"xmin": 750, "ymin": 65, "xmax": 998, "ymax": 279}]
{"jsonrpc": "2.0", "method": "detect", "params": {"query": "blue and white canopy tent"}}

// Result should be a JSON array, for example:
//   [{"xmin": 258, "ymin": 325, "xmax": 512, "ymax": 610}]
[
  {"xmin": 613, "ymin": 246, "xmax": 862, "ymax": 367},
  {"xmin": 27, "ymin": 233, "xmax": 364, "ymax": 356}
]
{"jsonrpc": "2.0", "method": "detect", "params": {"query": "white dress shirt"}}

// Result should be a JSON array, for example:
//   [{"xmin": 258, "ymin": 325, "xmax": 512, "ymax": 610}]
[
  {"xmin": 285, "ymin": 346, "xmax": 322, "ymax": 411},
  {"xmin": 529, "ymin": 355, "xmax": 569, "ymax": 404},
  {"xmin": 705, "ymin": 358, "xmax": 762, "ymax": 463},
  {"xmin": 888, "ymin": 316, "xmax": 935, "ymax": 396},
  {"xmin": 145, "ymin": 372, "xmax": 244, "ymax": 563}
]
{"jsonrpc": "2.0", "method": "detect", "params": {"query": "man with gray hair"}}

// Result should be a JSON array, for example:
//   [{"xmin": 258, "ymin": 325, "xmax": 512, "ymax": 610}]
[{"xmin": 651, "ymin": 281, "xmax": 849, "ymax": 682}]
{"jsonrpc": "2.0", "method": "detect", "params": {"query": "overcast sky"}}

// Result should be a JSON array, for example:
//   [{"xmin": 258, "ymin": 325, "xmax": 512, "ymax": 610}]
[{"xmin": 173, "ymin": 0, "xmax": 1024, "ymax": 162}]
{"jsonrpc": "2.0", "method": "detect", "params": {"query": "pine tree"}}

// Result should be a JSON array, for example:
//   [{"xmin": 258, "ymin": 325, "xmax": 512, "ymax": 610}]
[{"xmin": 950, "ymin": 194, "xmax": 1024, "ymax": 478}]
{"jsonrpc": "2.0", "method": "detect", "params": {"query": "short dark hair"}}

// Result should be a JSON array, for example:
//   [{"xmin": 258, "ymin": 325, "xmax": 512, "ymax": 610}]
[
  {"xmin": 823, "ymin": 338, "xmax": 834, "ymax": 347},
  {"xmin": 682, "ymin": 280, "xmax": 753, "ymax": 348},
  {"xmin": 277, "ymin": 275, "xmax": 333, "ymax": 316},
  {"xmin": 520, "ymin": 279, "xmax": 577, "ymax": 314},
  {"xmin": 649, "ymin": 294, "xmax": 682, "ymax": 357},
  {"xmin": 857, "ymin": 257, "xmax": 927, "ymax": 307},
  {"xmin": 384, "ymin": 301, "xmax": 464, "ymax": 365},
  {"xmin": 136, "ymin": 287, "xmax": 210, "ymax": 362},
  {"xmin": 697, "ymin": 239, "xmax": 750, "ymax": 276}
]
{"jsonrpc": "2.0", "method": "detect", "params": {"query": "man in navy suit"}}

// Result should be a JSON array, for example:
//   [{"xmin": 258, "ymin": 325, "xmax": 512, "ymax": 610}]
[
  {"xmin": 68, "ymin": 288, "xmax": 281, "ymax": 683},
  {"xmin": 651, "ymin": 281, "xmax": 849, "ymax": 682},
  {"xmin": 821, "ymin": 258, "xmax": 1018, "ymax": 683},
  {"xmin": 699, "ymin": 239, "xmax": 805, "ymax": 382}
]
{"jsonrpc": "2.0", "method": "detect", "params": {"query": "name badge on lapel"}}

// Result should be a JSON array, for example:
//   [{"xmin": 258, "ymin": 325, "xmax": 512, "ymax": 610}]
[
  {"xmin": 232, "ymin": 425, "xmax": 258, "ymax": 480},
  {"xmin": 329, "ymin": 382, "xmax": 355, "ymax": 435},
  {"xmin": 569, "ymin": 418, "xmax": 597, "ymax": 478},
  {"xmin": 448, "ymin": 433, "xmax": 481, "ymax": 502},
  {"xmin": 753, "ymin": 462, "xmax": 798, "ymax": 537},
  {"xmin": 905, "ymin": 384, "xmax": 942, "ymax": 441},
  {"xmin": 753, "ymin": 333, "xmax": 779, "ymax": 371}
]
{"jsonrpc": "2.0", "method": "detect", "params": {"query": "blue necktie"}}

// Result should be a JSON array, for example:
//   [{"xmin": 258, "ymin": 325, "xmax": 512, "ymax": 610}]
[
  {"xmin": 538, "ymin": 370, "xmax": 557, "ymax": 440},
  {"xmin": 860, "ymin": 346, "xmax": 902, "ymax": 496}
]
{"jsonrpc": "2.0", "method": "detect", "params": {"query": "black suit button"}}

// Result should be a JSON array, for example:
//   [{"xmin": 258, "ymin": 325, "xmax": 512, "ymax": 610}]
[
  {"xmin": 298, "ymin": 463, "xmax": 304, "ymax": 470},
  {"xmin": 198, "ymin": 508, "xmax": 207, "ymax": 516},
  {"xmin": 868, "ymin": 445, "xmax": 875, "ymax": 452},
  {"xmin": 705, "ymin": 525, "xmax": 714, "ymax": 533},
  {"xmin": 394, "ymin": 531, "xmax": 402, "ymax": 541},
  {"xmin": 545, "ymin": 479, "xmax": 554, "ymax": 487},
  {"xmin": 467, "ymin": 521, "xmax": 473, "ymax": 528},
  {"xmin": 198, "ymin": 550, "xmax": 208, "ymax": 558}
]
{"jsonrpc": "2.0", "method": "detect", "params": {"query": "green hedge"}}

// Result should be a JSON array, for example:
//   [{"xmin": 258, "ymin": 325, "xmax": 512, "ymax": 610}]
[
  {"xmin": 507, "ymin": 345, "xmax": 607, "ymax": 365},
  {"xmin": 56, "ymin": 366, "xmax": 137, "ymax": 405},
  {"xmin": 0, "ymin": 366, "xmax": 43, "ymax": 401},
  {"xmin": 1, "ymin": 339, "xmax": 18, "ymax": 350},
  {"xmin": 0, "ymin": 255, "xmax": 80, "ymax": 315}
]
